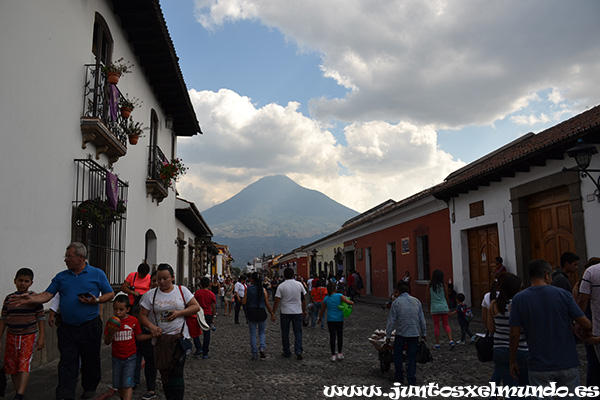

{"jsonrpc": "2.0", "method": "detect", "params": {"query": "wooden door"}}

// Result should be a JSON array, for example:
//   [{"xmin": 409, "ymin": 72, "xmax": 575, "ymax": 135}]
[
  {"xmin": 467, "ymin": 224, "xmax": 499, "ymax": 307},
  {"xmin": 528, "ymin": 187, "xmax": 576, "ymax": 280}
]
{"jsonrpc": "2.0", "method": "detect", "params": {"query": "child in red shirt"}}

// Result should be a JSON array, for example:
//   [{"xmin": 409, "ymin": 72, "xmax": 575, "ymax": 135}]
[
  {"xmin": 105, "ymin": 295, "xmax": 146, "ymax": 400},
  {"xmin": 193, "ymin": 277, "xmax": 216, "ymax": 358}
]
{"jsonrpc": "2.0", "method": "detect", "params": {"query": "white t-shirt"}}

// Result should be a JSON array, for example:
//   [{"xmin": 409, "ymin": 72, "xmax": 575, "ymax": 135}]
[
  {"xmin": 579, "ymin": 263, "xmax": 600, "ymax": 336},
  {"xmin": 234, "ymin": 281, "xmax": 246, "ymax": 298},
  {"xmin": 481, "ymin": 291, "xmax": 500, "ymax": 309},
  {"xmin": 275, "ymin": 279, "xmax": 307, "ymax": 314},
  {"xmin": 140, "ymin": 285, "xmax": 194, "ymax": 339}
]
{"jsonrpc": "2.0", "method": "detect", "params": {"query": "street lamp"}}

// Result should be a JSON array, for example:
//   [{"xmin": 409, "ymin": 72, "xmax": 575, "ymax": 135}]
[{"xmin": 563, "ymin": 139, "xmax": 600, "ymax": 202}]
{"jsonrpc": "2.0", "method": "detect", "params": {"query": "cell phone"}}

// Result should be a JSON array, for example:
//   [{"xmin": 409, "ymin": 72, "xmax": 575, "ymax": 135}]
[{"xmin": 78, "ymin": 292, "xmax": 94, "ymax": 298}]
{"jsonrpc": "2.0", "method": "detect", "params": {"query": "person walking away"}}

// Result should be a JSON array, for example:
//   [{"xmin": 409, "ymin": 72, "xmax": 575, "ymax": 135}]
[
  {"xmin": 8, "ymin": 242, "xmax": 114, "ymax": 400},
  {"xmin": 210, "ymin": 277, "xmax": 220, "ymax": 316},
  {"xmin": 317, "ymin": 281, "xmax": 354, "ymax": 361},
  {"xmin": 486, "ymin": 273, "xmax": 529, "ymax": 390},
  {"xmin": 450, "ymin": 293, "xmax": 475, "ymax": 344},
  {"xmin": 234, "ymin": 276, "xmax": 247, "ymax": 324},
  {"xmin": 509, "ymin": 259, "xmax": 592, "ymax": 398},
  {"xmin": 104, "ymin": 295, "xmax": 145, "ymax": 400},
  {"xmin": 426, "ymin": 269, "xmax": 454, "ymax": 349},
  {"xmin": 271, "ymin": 268, "xmax": 307, "ymax": 360},
  {"xmin": 385, "ymin": 280, "xmax": 426, "ymax": 384},
  {"xmin": 0, "ymin": 268, "xmax": 45, "ymax": 400},
  {"xmin": 310, "ymin": 279, "xmax": 327, "ymax": 329},
  {"xmin": 193, "ymin": 277, "xmax": 216, "ymax": 358},
  {"xmin": 242, "ymin": 273, "xmax": 274, "ymax": 360},
  {"xmin": 139, "ymin": 264, "xmax": 200, "ymax": 400}
]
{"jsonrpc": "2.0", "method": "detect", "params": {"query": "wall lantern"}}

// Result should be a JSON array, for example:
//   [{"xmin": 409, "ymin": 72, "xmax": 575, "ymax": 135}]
[
  {"xmin": 563, "ymin": 139, "xmax": 600, "ymax": 202},
  {"xmin": 165, "ymin": 116, "xmax": 174, "ymax": 129}
]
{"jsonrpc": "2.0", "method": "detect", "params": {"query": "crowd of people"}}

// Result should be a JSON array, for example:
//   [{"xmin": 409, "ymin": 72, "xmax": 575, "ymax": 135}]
[{"xmin": 2, "ymin": 242, "xmax": 600, "ymax": 399}]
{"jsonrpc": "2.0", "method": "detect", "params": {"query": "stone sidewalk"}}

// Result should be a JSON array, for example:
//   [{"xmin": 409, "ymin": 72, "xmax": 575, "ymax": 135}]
[{"xmin": 10, "ymin": 295, "xmax": 589, "ymax": 399}]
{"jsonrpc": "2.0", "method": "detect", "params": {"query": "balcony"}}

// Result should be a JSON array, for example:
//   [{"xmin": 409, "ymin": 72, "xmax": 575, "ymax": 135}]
[
  {"xmin": 146, "ymin": 145, "xmax": 169, "ymax": 203},
  {"xmin": 81, "ymin": 64, "xmax": 128, "ymax": 164}
]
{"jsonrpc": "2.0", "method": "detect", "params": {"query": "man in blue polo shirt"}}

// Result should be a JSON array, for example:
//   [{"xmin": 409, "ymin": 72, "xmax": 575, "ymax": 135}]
[
  {"xmin": 10, "ymin": 242, "xmax": 114, "ymax": 400},
  {"xmin": 509, "ymin": 259, "xmax": 591, "ymax": 398}
]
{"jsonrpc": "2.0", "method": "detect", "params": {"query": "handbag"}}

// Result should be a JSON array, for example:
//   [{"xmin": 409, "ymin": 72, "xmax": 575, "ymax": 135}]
[
  {"xmin": 475, "ymin": 333, "xmax": 494, "ymax": 362},
  {"xmin": 415, "ymin": 340, "xmax": 433, "ymax": 364},
  {"xmin": 337, "ymin": 301, "xmax": 353, "ymax": 319},
  {"xmin": 177, "ymin": 286, "xmax": 207, "ymax": 332},
  {"xmin": 247, "ymin": 286, "xmax": 267, "ymax": 322}
]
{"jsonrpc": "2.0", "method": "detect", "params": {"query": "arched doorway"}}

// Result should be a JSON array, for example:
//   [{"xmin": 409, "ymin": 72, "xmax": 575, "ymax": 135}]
[{"xmin": 145, "ymin": 230, "xmax": 157, "ymax": 271}]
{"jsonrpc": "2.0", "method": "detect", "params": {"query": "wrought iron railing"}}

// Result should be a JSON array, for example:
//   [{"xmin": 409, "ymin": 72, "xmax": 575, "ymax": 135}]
[
  {"xmin": 148, "ymin": 144, "xmax": 169, "ymax": 185},
  {"xmin": 72, "ymin": 158, "xmax": 128, "ymax": 284},
  {"xmin": 82, "ymin": 64, "xmax": 128, "ymax": 147}
]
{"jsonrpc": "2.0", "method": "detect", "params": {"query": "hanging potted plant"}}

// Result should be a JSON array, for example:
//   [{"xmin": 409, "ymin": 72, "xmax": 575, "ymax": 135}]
[
  {"xmin": 102, "ymin": 57, "xmax": 133, "ymax": 85},
  {"xmin": 76, "ymin": 198, "xmax": 126, "ymax": 229},
  {"xmin": 123, "ymin": 120, "xmax": 147, "ymax": 145},
  {"xmin": 119, "ymin": 95, "xmax": 142, "ymax": 119},
  {"xmin": 159, "ymin": 158, "xmax": 188, "ymax": 189}
]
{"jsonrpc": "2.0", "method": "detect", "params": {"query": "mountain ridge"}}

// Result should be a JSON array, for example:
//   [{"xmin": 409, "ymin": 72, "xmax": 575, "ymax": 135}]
[{"xmin": 201, "ymin": 175, "xmax": 359, "ymax": 264}]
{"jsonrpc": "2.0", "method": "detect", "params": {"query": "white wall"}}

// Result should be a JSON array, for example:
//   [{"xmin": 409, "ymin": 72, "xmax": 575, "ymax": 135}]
[
  {"xmin": 450, "ymin": 151, "xmax": 600, "ymax": 305},
  {"xmin": 0, "ymin": 1, "xmax": 183, "ymax": 298}
]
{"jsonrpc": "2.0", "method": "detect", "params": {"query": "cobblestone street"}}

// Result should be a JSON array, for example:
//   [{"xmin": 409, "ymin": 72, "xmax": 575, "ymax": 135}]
[{"xmin": 16, "ymin": 296, "xmax": 589, "ymax": 400}]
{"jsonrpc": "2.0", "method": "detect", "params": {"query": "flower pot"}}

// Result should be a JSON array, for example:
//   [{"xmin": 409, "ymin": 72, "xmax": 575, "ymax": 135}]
[
  {"xmin": 107, "ymin": 71, "xmax": 121, "ymax": 85},
  {"xmin": 120, "ymin": 107, "xmax": 132, "ymax": 119},
  {"xmin": 128, "ymin": 134, "xmax": 140, "ymax": 145}
]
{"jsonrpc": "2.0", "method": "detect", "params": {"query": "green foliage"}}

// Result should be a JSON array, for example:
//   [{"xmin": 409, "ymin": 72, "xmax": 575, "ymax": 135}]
[
  {"xmin": 76, "ymin": 198, "xmax": 126, "ymax": 229},
  {"xmin": 102, "ymin": 57, "xmax": 133, "ymax": 75}
]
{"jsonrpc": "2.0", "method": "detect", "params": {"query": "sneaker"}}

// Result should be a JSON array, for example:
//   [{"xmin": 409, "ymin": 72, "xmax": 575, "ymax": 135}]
[
  {"xmin": 202, "ymin": 355, "xmax": 210, "ymax": 359},
  {"xmin": 193, "ymin": 349, "xmax": 203, "ymax": 356},
  {"xmin": 470, "ymin": 336, "xmax": 476, "ymax": 344},
  {"xmin": 336, "ymin": 353, "xmax": 344, "ymax": 361},
  {"xmin": 449, "ymin": 340, "xmax": 455, "ymax": 349},
  {"xmin": 296, "ymin": 353, "xmax": 303, "ymax": 360},
  {"xmin": 251, "ymin": 353, "xmax": 258, "ymax": 361},
  {"xmin": 330, "ymin": 355, "xmax": 337, "ymax": 362},
  {"xmin": 457, "ymin": 341, "xmax": 466, "ymax": 345},
  {"xmin": 433, "ymin": 344, "xmax": 441, "ymax": 350},
  {"xmin": 259, "ymin": 351, "xmax": 266, "ymax": 359},
  {"xmin": 281, "ymin": 352, "xmax": 291, "ymax": 358},
  {"xmin": 142, "ymin": 393, "xmax": 157, "ymax": 400},
  {"xmin": 81, "ymin": 391, "xmax": 95, "ymax": 399}
]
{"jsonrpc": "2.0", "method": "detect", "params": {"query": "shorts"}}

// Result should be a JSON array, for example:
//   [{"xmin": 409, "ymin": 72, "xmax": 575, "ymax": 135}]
[
  {"xmin": 112, "ymin": 355, "xmax": 136, "ymax": 389},
  {"xmin": 4, "ymin": 332, "xmax": 37, "ymax": 374}
]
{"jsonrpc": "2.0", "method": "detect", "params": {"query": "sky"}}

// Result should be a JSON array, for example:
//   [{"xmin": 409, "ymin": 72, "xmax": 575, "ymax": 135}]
[{"xmin": 160, "ymin": 0, "xmax": 600, "ymax": 214}]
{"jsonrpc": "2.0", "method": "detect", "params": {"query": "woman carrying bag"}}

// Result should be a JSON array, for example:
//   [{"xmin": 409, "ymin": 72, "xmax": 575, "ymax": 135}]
[
  {"xmin": 242, "ymin": 272, "xmax": 274, "ymax": 360},
  {"xmin": 317, "ymin": 282, "xmax": 354, "ymax": 362},
  {"xmin": 139, "ymin": 264, "xmax": 200, "ymax": 400}
]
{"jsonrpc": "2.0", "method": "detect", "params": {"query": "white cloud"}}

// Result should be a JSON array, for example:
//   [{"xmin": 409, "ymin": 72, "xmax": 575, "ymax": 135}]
[
  {"xmin": 178, "ymin": 89, "xmax": 463, "ymax": 212},
  {"xmin": 193, "ymin": 0, "xmax": 600, "ymax": 128}
]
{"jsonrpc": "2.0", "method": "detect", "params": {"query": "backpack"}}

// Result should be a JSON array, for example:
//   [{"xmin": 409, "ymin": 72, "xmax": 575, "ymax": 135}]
[{"xmin": 463, "ymin": 305, "xmax": 474, "ymax": 322}]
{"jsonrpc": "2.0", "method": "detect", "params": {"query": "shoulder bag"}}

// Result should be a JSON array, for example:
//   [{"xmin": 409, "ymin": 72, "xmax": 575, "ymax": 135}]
[
  {"xmin": 246, "ymin": 286, "xmax": 268, "ymax": 322},
  {"xmin": 475, "ymin": 332, "xmax": 494, "ymax": 362}
]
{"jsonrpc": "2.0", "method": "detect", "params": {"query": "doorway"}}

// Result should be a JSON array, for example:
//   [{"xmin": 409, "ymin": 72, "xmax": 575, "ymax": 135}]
[{"xmin": 467, "ymin": 224, "xmax": 499, "ymax": 307}]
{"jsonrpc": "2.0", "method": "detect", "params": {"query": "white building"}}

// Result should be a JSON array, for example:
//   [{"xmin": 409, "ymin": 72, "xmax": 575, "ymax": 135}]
[
  {"xmin": 433, "ymin": 106, "xmax": 600, "ymax": 306},
  {"xmin": 0, "ymin": 1, "xmax": 208, "ymax": 298}
]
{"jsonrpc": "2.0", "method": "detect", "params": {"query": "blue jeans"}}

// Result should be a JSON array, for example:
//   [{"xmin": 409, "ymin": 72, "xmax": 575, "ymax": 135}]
[
  {"xmin": 112, "ymin": 355, "xmax": 136, "ymax": 389},
  {"xmin": 393, "ymin": 336, "xmax": 418, "ymax": 384},
  {"xmin": 528, "ymin": 367, "xmax": 579, "ymax": 400},
  {"xmin": 311, "ymin": 302, "xmax": 323, "ymax": 327},
  {"xmin": 493, "ymin": 347, "xmax": 529, "ymax": 393},
  {"xmin": 248, "ymin": 320, "xmax": 266, "ymax": 355},
  {"xmin": 280, "ymin": 314, "xmax": 303, "ymax": 356},
  {"xmin": 193, "ymin": 315, "xmax": 213, "ymax": 356}
]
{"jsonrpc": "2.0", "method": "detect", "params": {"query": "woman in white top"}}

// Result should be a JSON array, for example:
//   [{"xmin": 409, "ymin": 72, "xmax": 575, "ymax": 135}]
[{"xmin": 139, "ymin": 264, "xmax": 200, "ymax": 400}]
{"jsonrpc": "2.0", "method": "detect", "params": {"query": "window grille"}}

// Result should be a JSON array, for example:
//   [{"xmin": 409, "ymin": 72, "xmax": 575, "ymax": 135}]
[{"xmin": 72, "ymin": 158, "xmax": 128, "ymax": 283}]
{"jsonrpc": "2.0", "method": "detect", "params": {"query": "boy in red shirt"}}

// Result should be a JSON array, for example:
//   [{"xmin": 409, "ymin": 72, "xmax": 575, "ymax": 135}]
[
  {"xmin": 105, "ymin": 295, "xmax": 145, "ymax": 400},
  {"xmin": 193, "ymin": 277, "xmax": 216, "ymax": 358}
]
